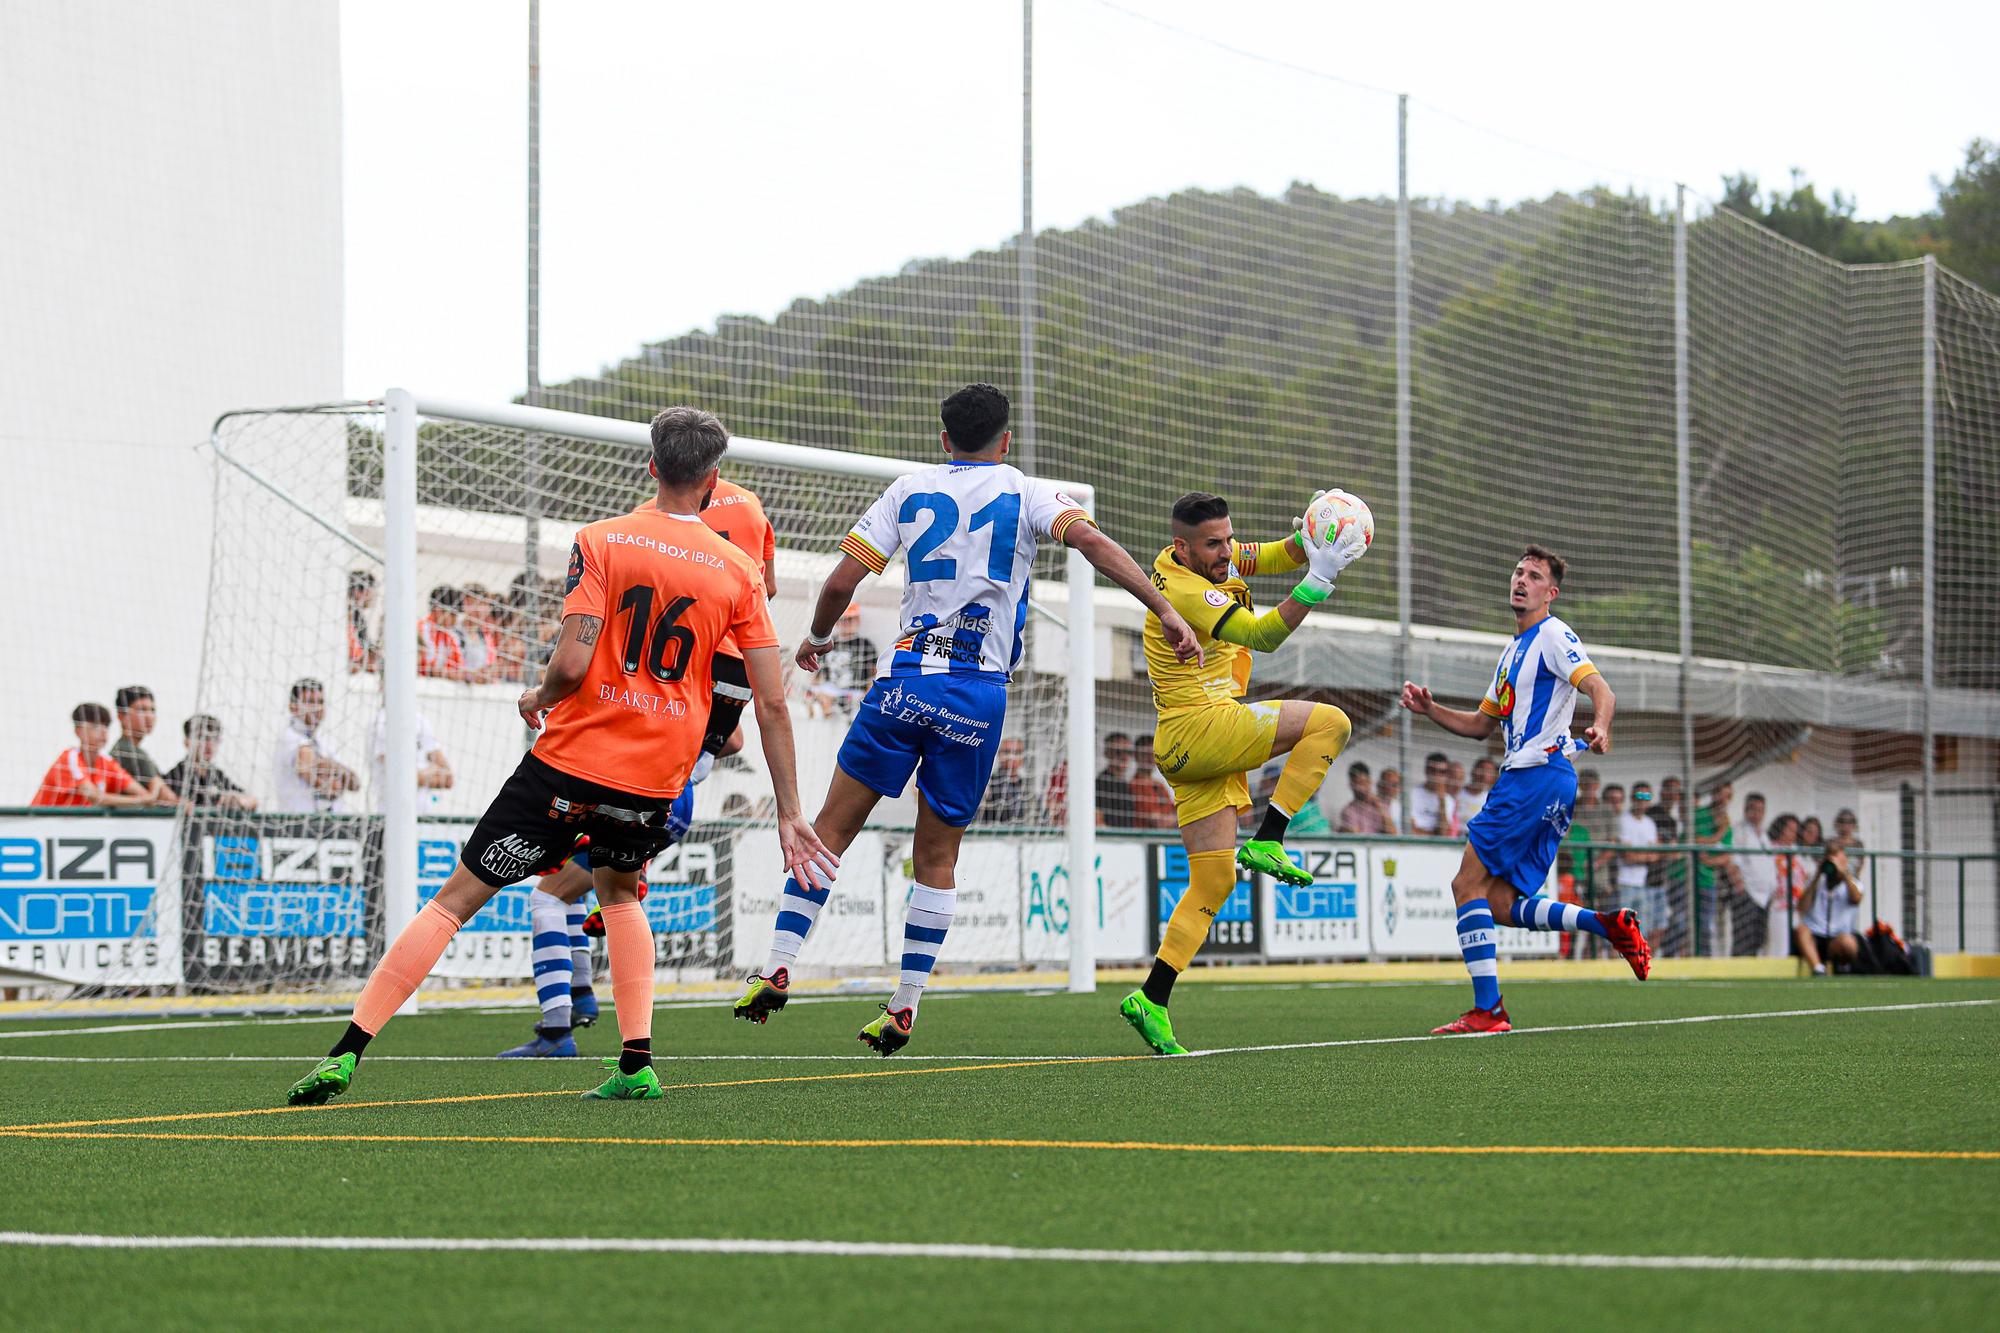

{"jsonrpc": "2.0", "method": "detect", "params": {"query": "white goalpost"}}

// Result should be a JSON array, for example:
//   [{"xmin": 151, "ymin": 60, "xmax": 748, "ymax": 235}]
[{"xmin": 155, "ymin": 390, "xmax": 1098, "ymax": 1007}]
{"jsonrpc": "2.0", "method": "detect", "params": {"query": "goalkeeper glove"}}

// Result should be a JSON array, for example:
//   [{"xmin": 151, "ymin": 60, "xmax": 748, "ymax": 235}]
[{"xmin": 1293, "ymin": 526, "xmax": 1367, "ymax": 605}]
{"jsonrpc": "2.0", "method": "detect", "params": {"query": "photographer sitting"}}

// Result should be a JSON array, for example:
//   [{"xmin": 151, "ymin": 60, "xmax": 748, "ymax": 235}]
[{"xmin": 1793, "ymin": 839, "xmax": 1865, "ymax": 975}]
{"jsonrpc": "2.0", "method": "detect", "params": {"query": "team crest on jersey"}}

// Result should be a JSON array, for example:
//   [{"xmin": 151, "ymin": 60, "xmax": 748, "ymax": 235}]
[
  {"xmin": 1203, "ymin": 588, "xmax": 1228, "ymax": 607},
  {"xmin": 565, "ymin": 541, "xmax": 584, "ymax": 595}
]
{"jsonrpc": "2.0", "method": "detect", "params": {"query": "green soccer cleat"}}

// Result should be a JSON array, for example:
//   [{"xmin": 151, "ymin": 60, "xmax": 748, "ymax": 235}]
[
  {"xmin": 732, "ymin": 969, "xmax": 789, "ymax": 1025},
  {"xmin": 1237, "ymin": 838, "xmax": 1312, "ymax": 887},
  {"xmin": 857, "ymin": 1005, "xmax": 913, "ymax": 1057},
  {"xmin": 581, "ymin": 1059, "xmax": 663, "ymax": 1101},
  {"xmin": 1119, "ymin": 990, "xmax": 1187, "ymax": 1056},
  {"xmin": 285, "ymin": 1052, "xmax": 356, "ymax": 1106}
]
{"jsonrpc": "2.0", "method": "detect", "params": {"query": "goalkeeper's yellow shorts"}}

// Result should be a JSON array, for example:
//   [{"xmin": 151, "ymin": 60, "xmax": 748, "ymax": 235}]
[{"xmin": 1153, "ymin": 700, "xmax": 1283, "ymax": 827}]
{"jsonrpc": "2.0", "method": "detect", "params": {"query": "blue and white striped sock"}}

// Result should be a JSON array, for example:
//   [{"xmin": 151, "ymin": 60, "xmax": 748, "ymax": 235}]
[
  {"xmin": 529, "ymin": 889, "xmax": 572, "ymax": 1032},
  {"xmin": 890, "ymin": 883, "xmax": 956, "ymax": 1016},
  {"xmin": 1456, "ymin": 898, "xmax": 1502, "ymax": 1012},
  {"xmin": 764, "ymin": 868, "xmax": 838, "ymax": 976},
  {"xmin": 1508, "ymin": 895, "xmax": 1611, "ymax": 939},
  {"xmin": 567, "ymin": 902, "xmax": 594, "ymax": 990}
]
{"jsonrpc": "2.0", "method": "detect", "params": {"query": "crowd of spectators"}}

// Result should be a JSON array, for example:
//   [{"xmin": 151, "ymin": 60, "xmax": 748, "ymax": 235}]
[
  {"xmin": 27, "ymin": 677, "xmax": 457, "ymax": 818},
  {"xmin": 354, "ymin": 573, "xmax": 568, "ymax": 686},
  {"xmin": 31, "ymin": 686, "xmax": 257, "ymax": 813},
  {"xmin": 1564, "ymin": 771, "xmax": 1874, "ymax": 968}
]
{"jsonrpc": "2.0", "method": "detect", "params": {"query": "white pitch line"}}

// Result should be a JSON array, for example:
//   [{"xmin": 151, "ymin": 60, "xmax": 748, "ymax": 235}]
[
  {"xmin": 0, "ymin": 1053, "xmax": 1091, "ymax": 1064},
  {"xmin": 1178, "ymin": 997, "xmax": 2000, "ymax": 1058},
  {"xmin": 1, "ymin": 998, "xmax": 1989, "ymax": 1063},
  {"xmin": 0, "ymin": 990, "xmax": 949, "ymax": 1041},
  {"xmin": 0, "ymin": 1232, "xmax": 1993, "ymax": 1275}
]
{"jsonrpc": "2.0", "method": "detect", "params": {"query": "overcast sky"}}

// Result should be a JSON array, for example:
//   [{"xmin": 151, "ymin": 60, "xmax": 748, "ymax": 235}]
[{"xmin": 341, "ymin": 0, "xmax": 1995, "ymax": 404}]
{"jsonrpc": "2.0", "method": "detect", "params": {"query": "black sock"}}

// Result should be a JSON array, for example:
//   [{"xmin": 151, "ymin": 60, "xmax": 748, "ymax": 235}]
[
  {"xmin": 1255, "ymin": 804, "xmax": 1291, "ymax": 844},
  {"xmin": 329, "ymin": 1022, "xmax": 371, "ymax": 1061},
  {"xmin": 1141, "ymin": 958, "xmax": 1178, "ymax": 1007},
  {"xmin": 618, "ymin": 1039, "xmax": 652, "ymax": 1075},
  {"xmin": 536, "ymin": 1025, "xmax": 571, "ymax": 1042},
  {"xmin": 570, "ymin": 985, "xmax": 594, "ymax": 999}
]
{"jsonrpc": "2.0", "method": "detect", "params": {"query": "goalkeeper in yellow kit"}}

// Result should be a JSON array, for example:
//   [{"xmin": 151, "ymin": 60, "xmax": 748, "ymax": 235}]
[{"xmin": 1120, "ymin": 490, "xmax": 1368, "ymax": 1055}]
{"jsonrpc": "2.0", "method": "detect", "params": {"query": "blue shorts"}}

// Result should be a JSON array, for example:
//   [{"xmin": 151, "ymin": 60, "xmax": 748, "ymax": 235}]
[
  {"xmin": 1465, "ymin": 759, "xmax": 1577, "ymax": 897},
  {"xmin": 838, "ymin": 674, "xmax": 1007, "ymax": 827}
]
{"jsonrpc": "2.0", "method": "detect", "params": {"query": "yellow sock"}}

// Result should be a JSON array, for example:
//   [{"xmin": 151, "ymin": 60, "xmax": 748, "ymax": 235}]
[
  {"xmin": 1157, "ymin": 849, "xmax": 1240, "ymax": 972},
  {"xmin": 1272, "ymin": 703, "xmax": 1351, "ymax": 820}
]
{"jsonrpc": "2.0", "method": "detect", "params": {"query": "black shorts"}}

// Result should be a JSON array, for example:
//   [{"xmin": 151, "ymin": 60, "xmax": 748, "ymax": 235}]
[
  {"xmin": 460, "ymin": 752, "xmax": 677, "ymax": 888},
  {"xmin": 703, "ymin": 652, "xmax": 751, "ymax": 754}
]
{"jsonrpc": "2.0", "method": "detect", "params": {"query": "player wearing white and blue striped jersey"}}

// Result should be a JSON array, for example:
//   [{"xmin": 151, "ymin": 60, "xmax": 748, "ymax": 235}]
[
  {"xmin": 1400, "ymin": 544, "xmax": 1651, "ymax": 1035},
  {"xmin": 734, "ymin": 384, "xmax": 1200, "ymax": 1053}
]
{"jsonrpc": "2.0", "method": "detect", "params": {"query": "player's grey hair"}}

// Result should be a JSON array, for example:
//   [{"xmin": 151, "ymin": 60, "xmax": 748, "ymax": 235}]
[{"xmin": 649, "ymin": 406, "xmax": 730, "ymax": 486}]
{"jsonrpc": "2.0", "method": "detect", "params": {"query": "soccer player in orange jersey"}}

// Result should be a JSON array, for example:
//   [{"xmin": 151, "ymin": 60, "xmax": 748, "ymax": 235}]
[{"xmin": 286, "ymin": 407, "xmax": 837, "ymax": 1105}]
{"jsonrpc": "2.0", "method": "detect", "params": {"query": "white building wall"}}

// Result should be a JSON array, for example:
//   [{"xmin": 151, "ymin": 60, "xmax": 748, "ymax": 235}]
[{"xmin": 0, "ymin": 2, "xmax": 342, "ymax": 799}]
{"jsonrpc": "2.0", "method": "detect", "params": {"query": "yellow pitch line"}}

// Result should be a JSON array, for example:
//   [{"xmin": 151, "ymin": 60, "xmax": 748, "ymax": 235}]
[
  {"xmin": 0, "ymin": 1129, "xmax": 1993, "ymax": 1163},
  {"xmin": 0, "ymin": 1054, "xmax": 1147, "ymax": 1133}
]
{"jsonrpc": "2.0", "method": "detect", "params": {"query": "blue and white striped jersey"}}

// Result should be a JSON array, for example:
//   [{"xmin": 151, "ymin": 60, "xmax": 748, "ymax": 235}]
[
  {"xmin": 1478, "ymin": 615, "xmax": 1599, "ymax": 769},
  {"xmin": 837, "ymin": 461, "xmax": 1091, "ymax": 682}
]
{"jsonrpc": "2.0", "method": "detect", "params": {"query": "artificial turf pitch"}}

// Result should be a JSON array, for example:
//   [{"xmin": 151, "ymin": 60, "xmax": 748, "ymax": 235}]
[{"xmin": 1, "ymin": 977, "xmax": 1996, "ymax": 1330}]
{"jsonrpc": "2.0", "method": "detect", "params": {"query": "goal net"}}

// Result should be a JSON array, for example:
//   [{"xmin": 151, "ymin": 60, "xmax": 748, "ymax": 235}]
[{"xmin": 48, "ymin": 394, "xmax": 1096, "ymax": 1009}]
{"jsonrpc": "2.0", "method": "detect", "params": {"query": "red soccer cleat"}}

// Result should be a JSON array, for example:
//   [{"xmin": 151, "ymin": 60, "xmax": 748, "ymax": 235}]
[
  {"xmin": 1604, "ymin": 908, "xmax": 1652, "ymax": 981},
  {"xmin": 1431, "ymin": 1005, "xmax": 1512, "ymax": 1035}
]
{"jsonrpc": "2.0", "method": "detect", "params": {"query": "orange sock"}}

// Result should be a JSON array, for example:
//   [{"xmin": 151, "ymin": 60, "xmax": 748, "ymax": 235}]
[
  {"xmin": 599, "ymin": 900, "xmax": 654, "ymax": 1046},
  {"xmin": 351, "ymin": 899, "xmax": 462, "ymax": 1035}
]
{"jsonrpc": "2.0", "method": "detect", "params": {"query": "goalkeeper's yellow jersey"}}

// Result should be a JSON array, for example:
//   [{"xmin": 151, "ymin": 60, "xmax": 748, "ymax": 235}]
[{"xmin": 1142, "ymin": 541, "xmax": 1268, "ymax": 714}]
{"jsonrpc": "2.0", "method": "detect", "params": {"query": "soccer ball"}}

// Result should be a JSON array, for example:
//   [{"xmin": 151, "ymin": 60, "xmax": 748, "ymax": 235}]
[{"xmin": 1301, "ymin": 488, "xmax": 1374, "ymax": 552}]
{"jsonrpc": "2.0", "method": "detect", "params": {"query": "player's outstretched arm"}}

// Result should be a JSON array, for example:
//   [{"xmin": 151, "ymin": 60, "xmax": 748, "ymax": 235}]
[
  {"xmin": 517, "ymin": 613, "xmax": 601, "ymax": 729},
  {"xmin": 1064, "ymin": 524, "xmax": 1203, "ymax": 665},
  {"xmin": 1399, "ymin": 682, "xmax": 1501, "ymax": 741},
  {"xmin": 742, "ymin": 645, "xmax": 839, "ymax": 890},
  {"xmin": 1578, "ymin": 672, "xmax": 1615, "ymax": 754},
  {"xmin": 794, "ymin": 555, "xmax": 870, "ymax": 673}
]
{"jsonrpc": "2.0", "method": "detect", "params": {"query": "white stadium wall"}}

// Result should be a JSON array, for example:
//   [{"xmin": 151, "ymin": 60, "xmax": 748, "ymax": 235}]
[{"xmin": 0, "ymin": 2, "xmax": 342, "ymax": 801}]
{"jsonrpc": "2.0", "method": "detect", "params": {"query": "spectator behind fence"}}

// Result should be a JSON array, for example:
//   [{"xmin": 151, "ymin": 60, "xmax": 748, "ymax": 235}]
[
  {"xmin": 1573, "ymin": 767, "xmax": 1614, "ymax": 848},
  {"xmin": 1095, "ymin": 732, "xmax": 1136, "ymax": 829},
  {"xmin": 1693, "ymin": 781, "xmax": 1742, "ymax": 955},
  {"xmin": 109, "ymin": 685, "xmax": 180, "ymax": 807},
  {"xmin": 1591, "ymin": 783, "xmax": 1628, "ymax": 907},
  {"xmin": 1798, "ymin": 815, "xmax": 1824, "ymax": 852},
  {"xmin": 348, "ymin": 569, "xmax": 380, "ymax": 673},
  {"xmin": 1040, "ymin": 759, "xmax": 1069, "ymax": 826},
  {"xmin": 164, "ymin": 714, "xmax": 257, "ymax": 811},
  {"xmin": 1796, "ymin": 839, "xmax": 1866, "ymax": 974},
  {"xmin": 1728, "ymin": 792, "xmax": 1773, "ymax": 955},
  {"xmin": 1336, "ymin": 762, "xmax": 1393, "ymax": 835},
  {"xmin": 1459, "ymin": 756, "xmax": 1497, "ymax": 821},
  {"xmin": 1377, "ymin": 767, "xmax": 1403, "ymax": 823},
  {"xmin": 1832, "ymin": 808, "xmax": 1865, "ymax": 852},
  {"xmin": 419, "ymin": 585, "xmax": 466, "ymax": 680},
  {"xmin": 1762, "ymin": 814, "xmax": 1812, "ymax": 958},
  {"xmin": 31, "ymin": 703, "xmax": 150, "ymax": 808},
  {"xmin": 1649, "ymin": 774, "xmax": 1687, "ymax": 950},
  {"xmin": 369, "ymin": 708, "xmax": 454, "ymax": 811},
  {"xmin": 458, "ymin": 583, "xmax": 503, "ymax": 683},
  {"xmin": 978, "ymin": 736, "xmax": 1032, "ymax": 825},
  {"xmin": 1410, "ymin": 752, "xmax": 1457, "ymax": 835},
  {"xmin": 273, "ymin": 678, "xmax": 359, "ymax": 813},
  {"xmin": 1129, "ymin": 733, "xmax": 1177, "ymax": 830},
  {"xmin": 1617, "ymin": 781, "xmax": 1665, "ymax": 931},
  {"xmin": 805, "ymin": 604, "xmax": 878, "ymax": 717}
]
